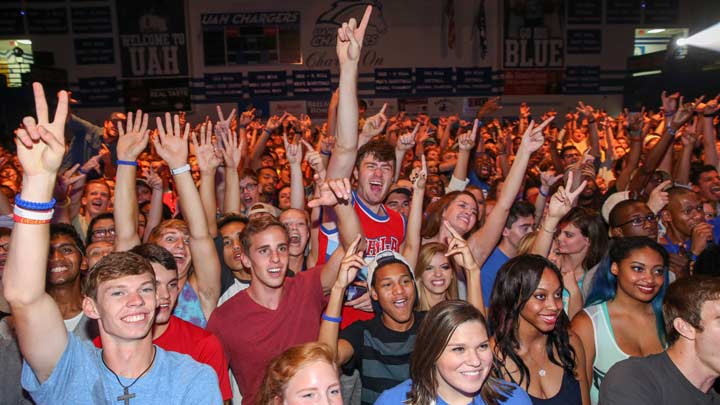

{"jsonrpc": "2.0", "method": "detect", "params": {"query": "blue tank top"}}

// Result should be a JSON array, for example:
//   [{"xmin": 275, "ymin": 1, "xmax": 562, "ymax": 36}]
[
  {"xmin": 173, "ymin": 282, "xmax": 206, "ymax": 328},
  {"xmin": 528, "ymin": 370, "xmax": 581, "ymax": 405}
]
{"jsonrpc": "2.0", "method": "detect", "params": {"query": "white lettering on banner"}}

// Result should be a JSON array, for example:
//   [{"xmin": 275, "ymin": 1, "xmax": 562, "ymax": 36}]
[
  {"xmin": 504, "ymin": 39, "xmax": 563, "ymax": 68},
  {"xmin": 128, "ymin": 46, "xmax": 180, "ymax": 76}
]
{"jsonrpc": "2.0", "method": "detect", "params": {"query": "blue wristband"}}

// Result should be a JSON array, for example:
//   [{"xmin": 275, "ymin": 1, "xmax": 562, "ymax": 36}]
[
  {"xmin": 15, "ymin": 196, "xmax": 56, "ymax": 211},
  {"xmin": 539, "ymin": 188, "xmax": 549, "ymax": 197},
  {"xmin": 321, "ymin": 313, "xmax": 342, "ymax": 323},
  {"xmin": 667, "ymin": 127, "xmax": 677, "ymax": 136},
  {"xmin": 320, "ymin": 150, "xmax": 331, "ymax": 156},
  {"xmin": 78, "ymin": 167, "xmax": 88, "ymax": 175},
  {"xmin": 117, "ymin": 160, "xmax": 138, "ymax": 167}
]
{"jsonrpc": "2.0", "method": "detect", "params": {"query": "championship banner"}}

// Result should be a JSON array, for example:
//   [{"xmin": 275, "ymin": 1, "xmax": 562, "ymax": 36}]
[
  {"xmin": 503, "ymin": 0, "xmax": 564, "ymax": 69},
  {"xmin": 116, "ymin": 0, "xmax": 189, "ymax": 78}
]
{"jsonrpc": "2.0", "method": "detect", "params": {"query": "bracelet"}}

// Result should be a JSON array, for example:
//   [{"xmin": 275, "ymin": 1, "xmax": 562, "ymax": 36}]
[
  {"xmin": 78, "ymin": 167, "xmax": 88, "ymax": 175},
  {"xmin": 587, "ymin": 119, "xmax": 596, "ymax": 124},
  {"xmin": 540, "ymin": 224, "xmax": 556, "ymax": 234},
  {"xmin": 539, "ymin": 188, "xmax": 549, "ymax": 197},
  {"xmin": 14, "ymin": 206, "xmax": 54, "ymax": 221},
  {"xmin": 321, "ymin": 313, "xmax": 342, "ymax": 323},
  {"xmin": 117, "ymin": 160, "xmax": 138, "ymax": 167},
  {"xmin": 13, "ymin": 214, "xmax": 52, "ymax": 225},
  {"xmin": 667, "ymin": 127, "xmax": 677, "ymax": 136},
  {"xmin": 320, "ymin": 150, "xmax": 331, "ymax": 156},
  {"xmin": 14, "ymin": 196, "xmax": 56, "ymax": 211},
  {"xmin": 664, "ymin": 111, "xmax": 675, "ymax": 117},
  {"xmin": 55, "ymin": 197, "xmax": 71, "ymax": 209},
  {"xmin": 171, "ymin": 164, "xmax": 191, "ymax": 176}
]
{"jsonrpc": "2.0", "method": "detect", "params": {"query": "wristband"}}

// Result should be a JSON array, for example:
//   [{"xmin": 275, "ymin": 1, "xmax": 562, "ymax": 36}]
[
  {"xmin": 117, "ymin": 160, "xmax": 138, "ymax": 167},
  {"xmin": 14, "ymin": 196, "xmax": 56, "ymax": 211},
  {"xmin": 539, "ymin": 188, "xmax": 549, "ymax": 197},
  {"xmin": 14, "ymin": 206, "xmax": 54, "ymax": 221},
  {"xmin": 320, "ymin": 150, "xmax": 331, "ymax": 156},
  {"xmin": 13, "ymin": 214, "xmax": 52, "ymax": 225},
  {"xmin": 78, "ymin": 167, "xmax": 88, "ymax": 175},
  {"xmin": 540, "ymin": 224, "xmax": 556, "ymax": 234},
  {"xmin": 704, "ymin": 113, "xmax": 717, "ymax": 117},
  {"xmin": 171, "ymin": 164, "xmax": 191, "ymax": 176},
  {"xmin": 664, "ymin": 111, "xmax": 675, "ymax": 117},
  {"xmin": 587, "ymin": 119, "xmax": 596, "ymax": 124},
  {"xmin": 321, "ymin": 313, "xmax": 342, "ymax": 323},
  {"xmin": 667, "ymin": 127, "xmax": 677, "ymax": 136}
]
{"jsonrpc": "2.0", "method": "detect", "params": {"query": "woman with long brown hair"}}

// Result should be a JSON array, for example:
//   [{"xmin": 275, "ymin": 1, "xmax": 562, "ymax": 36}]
[{"xmin": 376, "ymin": 300, "xmax": 530, "ymax": 404}]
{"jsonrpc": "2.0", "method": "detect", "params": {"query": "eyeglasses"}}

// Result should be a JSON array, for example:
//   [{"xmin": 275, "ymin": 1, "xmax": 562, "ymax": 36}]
[
  {"xmin": 92, "ymin": 228, "xmax": 116, "ymax": 239},
  {"xmin": 239, "ymin": 183, "xmax": 258, "ymax": 192},
  {"xmin": 615, "ymin": 214, "xmax": 659, "ymax": 228}
]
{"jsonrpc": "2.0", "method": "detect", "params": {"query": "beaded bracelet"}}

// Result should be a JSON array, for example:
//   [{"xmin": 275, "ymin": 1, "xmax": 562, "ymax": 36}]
[
  {"xmin": 15, "ymin": 196, "xmax": 56, "ymax": 211},
  {"xmin": 171, "ymin": 164, "xmax": 191, "ymax": 176},
  {"xmin": 321, "ymin": 313, "xmax": 342, "ymax": 323},
  {"xmin": 117, "ymin": 160, "xmax": 138, "ymax": 167}
]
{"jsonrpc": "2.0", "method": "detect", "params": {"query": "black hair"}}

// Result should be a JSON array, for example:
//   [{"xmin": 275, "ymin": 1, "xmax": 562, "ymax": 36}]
[
  {"xmin": 690, "ymin": 164, "xmax": 718, "ymax": 186},
  {"xmin": 50, "ymin": 223, "xmax": 86, "ymax": 256},
  {"xmin": 505, "ymin": 200, "xmax": 535, "ymax": 229},
  {"xmin": 129, "ymin": 243, "xmax": 177, "ymax": 271},
  {"xmin": 86, "ymin": 212, "xmax": 115, "ymax": 246}
]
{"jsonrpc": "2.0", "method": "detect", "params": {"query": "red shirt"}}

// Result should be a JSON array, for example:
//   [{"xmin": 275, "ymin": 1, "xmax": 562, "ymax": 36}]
[
  {"xmin": 207, "ymin": 265, "xmax": 325, "ymax": 405},
  {"xmin": 94, "ymin": 316, "xmax": 232, "ymax": 400}
]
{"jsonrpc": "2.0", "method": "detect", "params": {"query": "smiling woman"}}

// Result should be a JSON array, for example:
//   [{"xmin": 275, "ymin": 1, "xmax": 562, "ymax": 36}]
[{"xmin": 375, "ymin": 300, "xmax": 530, "ymax": 404}]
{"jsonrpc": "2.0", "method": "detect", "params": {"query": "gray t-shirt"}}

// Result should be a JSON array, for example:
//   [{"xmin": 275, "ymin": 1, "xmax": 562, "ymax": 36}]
[
  {"xmin": 600, "ymin": 351, "xmax": 720, "ymax": 405},
  {"xmin": 22, "ymin": 331, "xmax": 222, "ymax": 404}
]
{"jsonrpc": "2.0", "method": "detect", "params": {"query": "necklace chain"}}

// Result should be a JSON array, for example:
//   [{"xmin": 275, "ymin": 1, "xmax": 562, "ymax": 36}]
[{"xmin": 101, "ymin": 346, "xmax": 157, "ymax": 390}]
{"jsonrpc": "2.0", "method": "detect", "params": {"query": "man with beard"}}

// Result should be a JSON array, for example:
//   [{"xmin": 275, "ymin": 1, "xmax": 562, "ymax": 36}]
[
  {"xmin": 257, "ymin": 167, "xmax": 279, "ymax": 205},
  {"xmin": 46, "ymin": 224, "xmax": 98, "ymax": 341},
  {"xmin": 93, "ymin": 244, "xmax": 232, "ymax": 401},
  {"xmin": 279, "ymin": 208, "xmax": 310, "ymax": 274}
]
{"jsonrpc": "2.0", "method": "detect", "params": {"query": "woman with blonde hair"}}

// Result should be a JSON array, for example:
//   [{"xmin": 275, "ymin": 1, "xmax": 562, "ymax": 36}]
[
  {"xmin": 257, "ymin": 342, "xmax": 342, "ymax": 405},
  {"xmin": 415, "ymin": 242, "xmax": 460, "ymax": 311}
]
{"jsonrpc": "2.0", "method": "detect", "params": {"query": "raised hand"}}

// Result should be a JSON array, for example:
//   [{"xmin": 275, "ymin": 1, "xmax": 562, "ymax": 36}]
[
  {"xmin": 265, "ymin": 112, "xmax": 289, "ymax": 133},
  {"xmin": 624, "ymin": 107, "xmax": 645, "ymax": 132},
  {"xmin": 55, "ymin": 163, "xmax": 84, "ymax": 199},
  {"xmin": 307, "ymin": 177, "xmax": 352, "ymax": 209},
  {"xmin": 457, "ymin": 119, "xmax": 479, "ymax": 151},
  {"xmin": 661, "ymin": 91, "xmax": 680, "ymax": 116},
  {"xmin": 215, "ymin": 105, "xmax": 237, "ymax": 139},
  {"xmin": 697, "ymin": 94, "xmax": 720, "ymax": 116},
  {"xmin": 477, "ymin": 96, "xmax": 502, "ymax": 118},
  {"xmin": 412, "ymin": 155, "xmax": 427, "ymax": 190},
  {"xmin": 239, "ymin": 108, "xmax": 255, "ymax": 127},
  {"xmin": 191, "ymin": 122, "xmax": 222, "ymax": 173},
  {"xmin": 540, "ymin": 170, "xmax": 563, "ymax": 191},
  {"xmin": 669, "ymin": 96, "xmax": 696, "ymax": 129},
  {"xmin": 145, "ymin": 165, "xmax": 163, "ymax": 191},
  {"xmin": 519, "ymin": 116, "xmax": 554, "ymax": 154},
  {"xmin": 519, "ymin": 102, "xmax": 531, "ymax": 119},
  {"xmin": 576, "ymin": 101, "xmax": 596, "ymax": 121},
  {"xmin": 443, "ymin": 221, "xmax": 479, "ymax": 271},
  {"xmin": 547, "ymin": 171, "xmax": 587, "ymax": 219},
  {"xmin": 218, "ymin": 123, "xmax": 243, "ymax": 170},
  {"xmin": 319, "ymin": 134, "xmax": 335, "ymax": 154},
  {"xmin": 153, "ymin": 112, "xmax": 190, "ymax": 169},
  {"xmin": 302, "ymin": 140, "xmax": 327, "ymax": 182},
  {"xmin": 361, "ymin": 103, "xmax": 388, "ymax": 138},
  {"xmin": 116, "ymin": 109, "xmax": 150, "ymax": 162},
  {"xmin": 15, "ymin": 83, "xmax": 69, "ymax": 177},
  {"xmin": 335, "ymin": 235, "xmax": 366, "ymax": 289},
  {"xmin": 336, "ymin": 5, "xmax": 372, "ymax": 64},
  {"xmin": 396, "ymin": 123, "xmax": 418, "ymax": 152},
  {"xmin": 283, "ymin": 133, "xmax": 303, "ymax": 165},
  {"xmin": 647, "ymin": 179, "xmax": 671, "ymax": 214}
]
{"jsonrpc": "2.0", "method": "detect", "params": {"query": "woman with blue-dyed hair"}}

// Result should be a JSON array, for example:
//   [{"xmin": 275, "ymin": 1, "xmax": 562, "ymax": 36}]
[{"xmin": 570, "ymin": 237, "xmax": 669, "ymax": 404}]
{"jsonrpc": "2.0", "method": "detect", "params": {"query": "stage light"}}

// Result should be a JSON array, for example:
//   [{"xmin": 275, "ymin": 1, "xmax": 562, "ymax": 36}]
[{"xmin": 678, "ymin": 22, "xmax": 720, "ymax": 52}]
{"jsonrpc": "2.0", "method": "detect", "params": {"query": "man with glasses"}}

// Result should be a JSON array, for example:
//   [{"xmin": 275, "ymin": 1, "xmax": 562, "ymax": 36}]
[
  {"xmin": 608, "ymin": 200, "xmax": 659, "ymax": 240},
  {"xmin": 239, "ymin": 170, "xmax": 261, "ymax": 216}
]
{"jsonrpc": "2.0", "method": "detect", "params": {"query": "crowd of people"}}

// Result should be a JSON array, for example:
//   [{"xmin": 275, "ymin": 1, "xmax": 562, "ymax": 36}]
[{"xmin": 1, "ymin": 5, "xmax": 720, "ymax": 405}]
